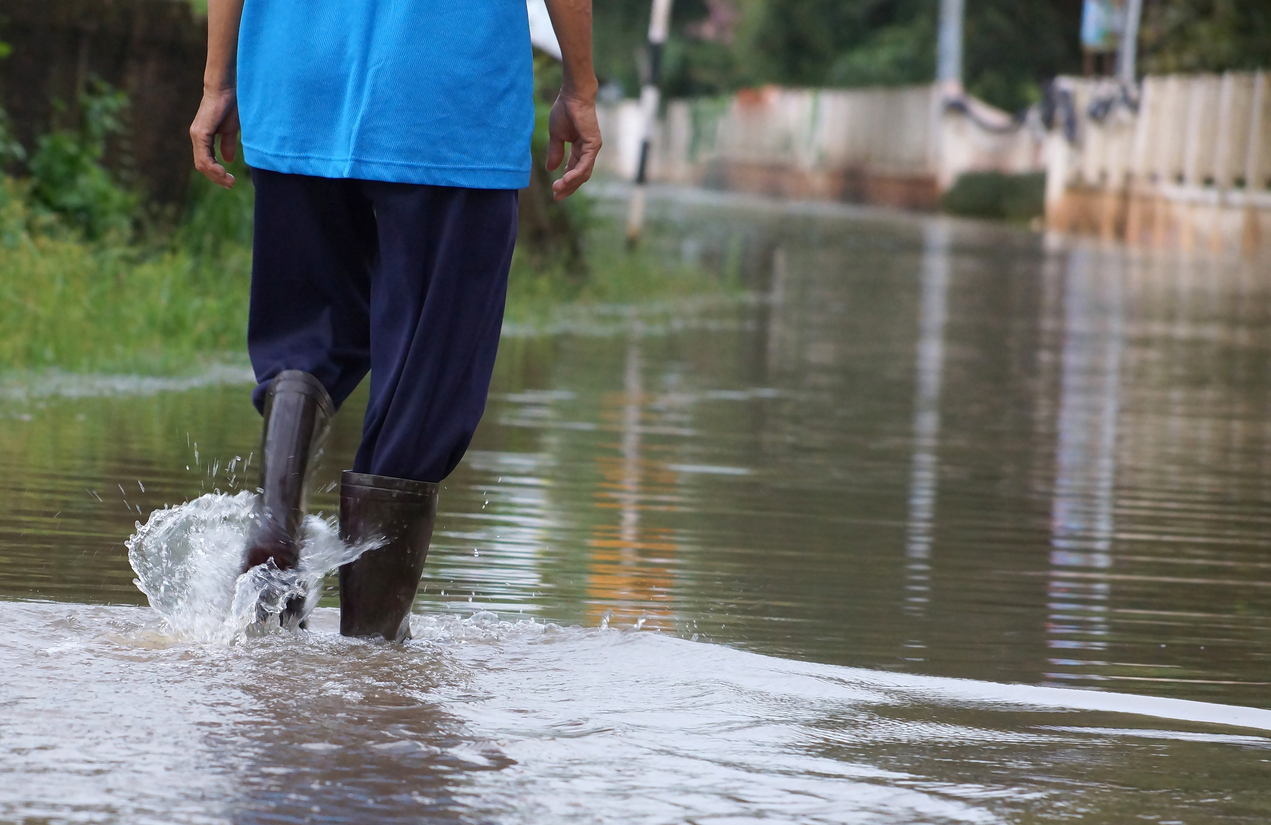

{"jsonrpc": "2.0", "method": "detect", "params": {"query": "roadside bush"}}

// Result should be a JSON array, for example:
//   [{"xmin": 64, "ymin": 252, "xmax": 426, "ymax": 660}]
[
  {"xmin": 27, "ymin": 79, "xmax": 137, "ymax": 241},
  {"xmin": 941, "ymin": 171, "xmax": 1045, "ymax": 223}
]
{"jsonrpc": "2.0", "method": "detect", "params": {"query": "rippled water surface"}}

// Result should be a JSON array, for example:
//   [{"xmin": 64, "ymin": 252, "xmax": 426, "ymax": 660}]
[{"xmin": 3, "ymin": 191, "xmax": 1270, "ymax": 822}]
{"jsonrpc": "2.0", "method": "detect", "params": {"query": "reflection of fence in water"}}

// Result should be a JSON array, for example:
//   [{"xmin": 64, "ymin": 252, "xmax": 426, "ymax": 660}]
[
  {"xmin": 1044, "ymin": 248, "xmax": 1122, "ymax": 685},
  {"xmin": 1046, "ymin": 72, "xmax": 1271, "ymax": 257}
]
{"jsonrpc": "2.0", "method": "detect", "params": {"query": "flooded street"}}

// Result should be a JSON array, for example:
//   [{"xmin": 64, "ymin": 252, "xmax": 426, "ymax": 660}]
[{"xmin": 2, "ymin": 190, "xmax": 1270, "ymax": 822}]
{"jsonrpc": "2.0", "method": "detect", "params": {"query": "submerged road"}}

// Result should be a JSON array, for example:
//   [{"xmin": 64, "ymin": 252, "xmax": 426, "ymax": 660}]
[{"xmin": 1, "ymin": 190, "xmax": 1269, "ymax": 822}]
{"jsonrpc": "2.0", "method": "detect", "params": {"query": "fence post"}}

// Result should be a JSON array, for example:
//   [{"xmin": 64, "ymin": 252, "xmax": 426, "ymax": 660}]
[
  {"xmin": 1214, "ymin": 73, "xmax": 1237, "ymax": 192},
  {"xmin": 1244, "ymin": 72, "xmax": 1268, "ymax": 255},
  {"xmin": 1124, "ymin": 76, "xmax": 1157, "ymax": 244},
  {"xmin": 1246, "ymin": 72, "xmax": 1269, "ymax": 193}
]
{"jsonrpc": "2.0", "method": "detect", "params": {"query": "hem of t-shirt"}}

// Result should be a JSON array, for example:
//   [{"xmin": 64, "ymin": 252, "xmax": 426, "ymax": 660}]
[{"xmin": 243, "ymin": 144, "xmax": 532, "ymax": 190}]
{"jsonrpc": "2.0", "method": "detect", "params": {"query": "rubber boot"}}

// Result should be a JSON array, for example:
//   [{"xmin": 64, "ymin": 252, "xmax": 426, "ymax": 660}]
[
  {"xmin": 242, "ymin": 370, "xmax": 335, "ymax": 575},
  {"xmin": 338, "ymin": 471, "xmax": 439, "ymax": 642}
]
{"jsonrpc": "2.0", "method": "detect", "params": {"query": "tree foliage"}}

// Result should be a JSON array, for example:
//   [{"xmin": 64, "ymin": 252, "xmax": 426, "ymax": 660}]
[
  {"xmin": 1138, "ymin": 0, "xmax": 1271, "ymax": 74},
  {"xmin": 595, "ymin": 0, "xmax": 1269, "ymax": 113},
  {"xmin": 27, "ymin": 79, "xmax": 136, "ymax": 241}
]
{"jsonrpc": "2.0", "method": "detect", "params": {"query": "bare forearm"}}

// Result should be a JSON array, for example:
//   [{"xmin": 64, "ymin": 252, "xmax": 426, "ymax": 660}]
[
  {"xmin": 543, "ymin": 0, "xmax": 596, "ymax": 98},
  {"xmin": 204, "ymin": 0, "xmax": 245, "ymax": 93},
  {"xmin": 192, "ymin": 0, "xmax": 244, "ymax": 187}
]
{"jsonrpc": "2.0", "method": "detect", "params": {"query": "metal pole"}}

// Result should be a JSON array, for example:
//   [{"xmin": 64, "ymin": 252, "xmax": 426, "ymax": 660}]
[
  {"xmin": 936, "ymin": 0, "xmax": 965, "ymax": 93},
  {"xmin": 1116, "ymin": 0, "xmax": 1144, "ymax": 85},
  {"xmin": 626, "ymin": 0, "xmax": 674, "ymax": 245}
]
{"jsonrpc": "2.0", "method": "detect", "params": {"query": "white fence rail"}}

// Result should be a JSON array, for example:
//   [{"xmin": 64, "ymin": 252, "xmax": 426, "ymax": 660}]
[
  {"xmin": 595, "ymin": 74, "xmax": 1271, "ymax": 257},
  {"xmin": 1046, "ymin": 72, "xmax": 1271, "ymax": 256},
  {"xmin": 598, "ymin": 84, "xmax": 1042, "ymax": 209}
]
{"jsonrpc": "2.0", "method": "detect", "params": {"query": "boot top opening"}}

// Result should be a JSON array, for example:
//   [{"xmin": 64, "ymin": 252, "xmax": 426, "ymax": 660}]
[
  {"xmin": 269, "ymin": 371, "xmax": 335, "ymax": 418},
  {"xmin": 342, "ymin": 471, "xmax": 438, "ymax": 500}
]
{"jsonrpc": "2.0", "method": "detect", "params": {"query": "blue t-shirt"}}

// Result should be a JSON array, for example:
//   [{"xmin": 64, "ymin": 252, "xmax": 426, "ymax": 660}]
[{"xmin": 237, "ymin": 0, "xmax": 534, "ymax": 189}]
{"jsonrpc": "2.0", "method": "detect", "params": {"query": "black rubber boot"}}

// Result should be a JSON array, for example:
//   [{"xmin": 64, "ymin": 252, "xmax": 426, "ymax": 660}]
[
  {"xmin": 242, "ymin": 371, "xmax": 335, "ymax": 575},
  {"xmin": 338, "ymin": 471, "xmax": 439, "ymax": 642}
]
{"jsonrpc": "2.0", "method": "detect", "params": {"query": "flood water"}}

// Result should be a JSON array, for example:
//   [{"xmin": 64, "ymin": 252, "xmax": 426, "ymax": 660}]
[{"xmin": 2, "ymin": 189, "xmax": 1270, "ymax": 822}]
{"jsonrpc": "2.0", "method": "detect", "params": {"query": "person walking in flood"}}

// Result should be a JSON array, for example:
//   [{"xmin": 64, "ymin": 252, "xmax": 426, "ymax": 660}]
[{"xmin": 189, "ymin": 0, "xmax": 600, "ymax": 641}]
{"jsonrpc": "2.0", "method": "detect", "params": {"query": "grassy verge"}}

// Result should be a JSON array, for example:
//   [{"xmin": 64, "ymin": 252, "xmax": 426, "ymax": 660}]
[
  {"xmin": 0, "ymin": 234, "xmax": 252, "ymax": 375},
  {"xmin": 0, "ymin": 60, "xmax": 736, "ymax": 376},
  {"xmin": 504, "ymin": 222, "xmax": 739, "ymax": 329},
  {"xmin": 0, "ymin": 178, "xmax": 735, "ymax": 376},
  {"xmin": 0, "ymin": 176, "xmax": 252, "ymax": 374}
]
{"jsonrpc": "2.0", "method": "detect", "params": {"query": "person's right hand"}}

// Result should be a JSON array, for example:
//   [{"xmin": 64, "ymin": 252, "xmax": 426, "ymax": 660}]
[
  {"xmin": 190, "ymin": 88, "xmax": 241, "ymax": 189},
  {"xmin": 546, "ymin": 89, "xmax": 602, "ymax": 201}
]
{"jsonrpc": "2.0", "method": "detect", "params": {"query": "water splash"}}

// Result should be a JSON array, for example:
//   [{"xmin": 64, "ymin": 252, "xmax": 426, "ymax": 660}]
[{"xmin": 126, "ymin": 491, "xmax": 377, "ymax": 644}]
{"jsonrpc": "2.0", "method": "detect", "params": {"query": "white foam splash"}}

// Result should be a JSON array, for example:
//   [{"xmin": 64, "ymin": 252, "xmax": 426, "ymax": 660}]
[{"xmin": 126, "ymin": 491, "xmax": 377, "ymax": 644}]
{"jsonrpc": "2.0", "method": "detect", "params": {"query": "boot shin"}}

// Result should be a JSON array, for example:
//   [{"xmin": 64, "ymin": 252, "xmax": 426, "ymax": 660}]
[
  {"xmin": 338, "ymin": 472, "xmax": 439, "ymax": 641},
  {"xmin": 244, "ymin": 371, "xmax": 335, "ymax": 573}
]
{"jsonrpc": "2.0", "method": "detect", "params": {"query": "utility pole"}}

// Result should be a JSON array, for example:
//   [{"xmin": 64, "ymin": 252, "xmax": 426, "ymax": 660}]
[
  {"xmin": 1116, "ymin": 0, "xmax": 1144, "ymax": 85},
  {"xmin": 626, "ymin": 0, "xmax": 674, "ymax": 246},
  {"xmin": 936, "ymin": 0, "xmax": 965, "ymax": 95}
]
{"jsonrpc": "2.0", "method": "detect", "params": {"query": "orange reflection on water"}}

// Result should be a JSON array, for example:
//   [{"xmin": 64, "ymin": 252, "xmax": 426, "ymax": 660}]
[
  {"xmin": 584, "ymin": 336, "xmax": 680, "ymax": 631},
  {"xmin": 584, "ymin": 523, "xmax": 678, "ymax": 631}
]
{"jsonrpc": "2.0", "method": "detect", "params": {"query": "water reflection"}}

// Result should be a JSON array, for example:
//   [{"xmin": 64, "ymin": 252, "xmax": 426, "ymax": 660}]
[
  {"xmin": 587, "ymin": 326, "xmax": 680, "ymax": 630},
  {"xmin": 2, "ymin": 191, "xmax": 1271, "ymax": 821},
  {"xmin": 1046, "ymin": 246, "xmax": 1123, "ymax": 682},
  {"xmin": 903, "ymin": 221, "xmax": 952, "ymax": 625}
]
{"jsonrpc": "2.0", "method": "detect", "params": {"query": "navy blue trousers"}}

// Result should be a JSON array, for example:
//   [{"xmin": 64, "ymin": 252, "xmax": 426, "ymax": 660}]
[{"xmin": 248, "ymin": 169, "xmax": 518, "ymax": 483}]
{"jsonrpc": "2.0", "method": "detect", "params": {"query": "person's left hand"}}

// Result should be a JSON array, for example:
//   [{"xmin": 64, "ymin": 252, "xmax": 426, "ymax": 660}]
[
  {"xmin": 190, "ymin": 87, "xmax": 241, "ymax": 189},
  {"xmin": 546, "ymin": 91, "xmax": 602, "ymax": 201}
]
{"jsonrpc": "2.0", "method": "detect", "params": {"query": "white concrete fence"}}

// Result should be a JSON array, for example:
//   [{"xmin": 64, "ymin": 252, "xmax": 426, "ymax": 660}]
[
  {"xmin": 1046, "ymin": 72, "xmax": 1271, "ymax": 257},
  {"xmin": 600, "ymin": 73, "xmax": 1271, "ymax": 258},
  {"xmin": 597, "ymin": 84, "xmax": 1042, "ymax": 210}
]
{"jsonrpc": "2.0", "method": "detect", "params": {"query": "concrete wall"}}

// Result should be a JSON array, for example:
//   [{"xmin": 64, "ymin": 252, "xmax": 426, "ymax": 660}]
[
  {"xmin": 0, "ymin": 0, "xmax": 205, "ymax": 206},
  {"xmin": 598, "ymin": 84, "xmax": 1044, "ymax": 211},
  {"xmin": 1045, "ymin": 73, "xmax": 1271, "ymax": 258}
]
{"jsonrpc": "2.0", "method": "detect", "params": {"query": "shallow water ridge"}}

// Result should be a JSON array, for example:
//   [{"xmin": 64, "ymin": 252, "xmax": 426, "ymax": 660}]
[{"xmin": 3, "ymin": 192, "xmax": 1271, "ymax": 823}]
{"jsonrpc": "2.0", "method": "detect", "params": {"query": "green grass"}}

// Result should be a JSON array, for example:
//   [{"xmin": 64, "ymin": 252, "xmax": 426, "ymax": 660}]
[
  {"xmin": 0, "ymin": 178, "xmax": 735, "ymax": 375},
  {"xmin": 0, "ymin": 177, "xmax": 252, "ymax": 374},
  {"xmin": 504, "ymin": 225, "xmax": 738, "ymax": 329},
  {"xmin": 0, "ymin": 237, "xmax": 253, "ymax": 374},
  {"xmin": 0, "ymin": 43, "xmax": 739, "ymax": 376}
]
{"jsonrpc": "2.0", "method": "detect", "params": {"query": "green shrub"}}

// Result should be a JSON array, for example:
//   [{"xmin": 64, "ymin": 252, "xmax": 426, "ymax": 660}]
[
  {"xmin": 27, "ymin": 79, "xmax": 137, "ymax": 241},
  {"xmin": 941, "ymin": 171, "xmax": 1045, "ymax": 222}
]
